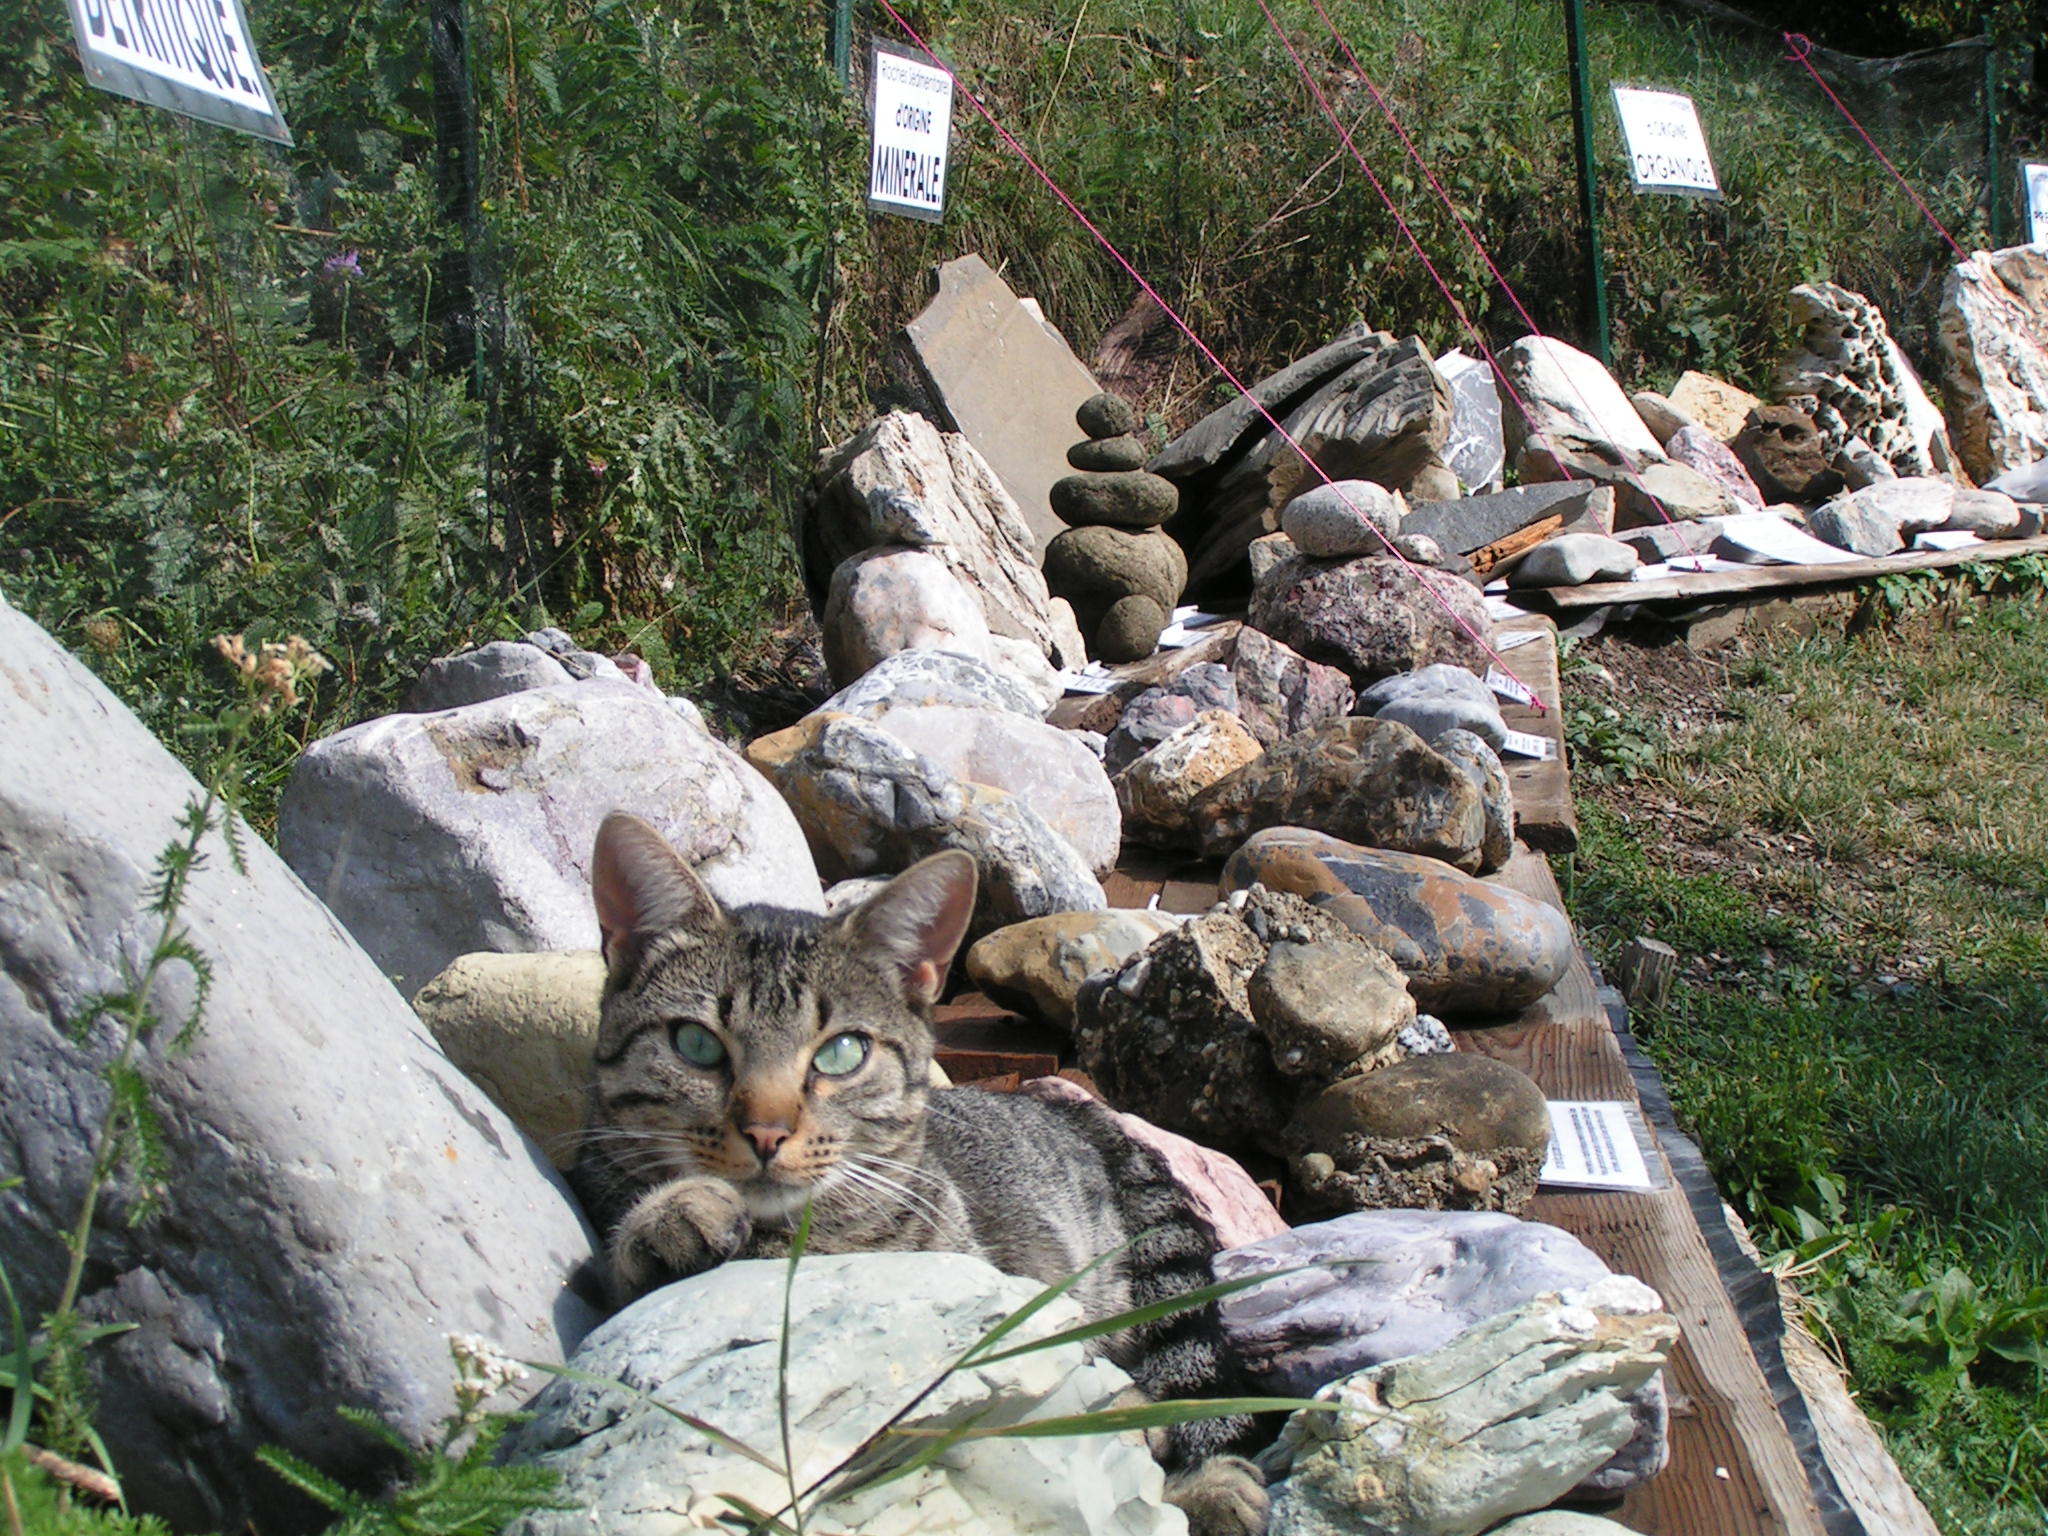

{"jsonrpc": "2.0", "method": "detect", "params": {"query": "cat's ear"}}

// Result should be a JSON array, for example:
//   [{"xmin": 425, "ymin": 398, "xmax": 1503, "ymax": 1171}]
[
  {"xmin": 591, "ymin": 812, "xmax": 724, "ymax": 980},
  {"xmin": 842, "ymin": 850, "xmax": 978, "ymax": 1008}
]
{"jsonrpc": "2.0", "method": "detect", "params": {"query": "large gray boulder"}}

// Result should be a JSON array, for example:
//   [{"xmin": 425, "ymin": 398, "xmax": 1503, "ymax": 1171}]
[
  {"xmin": 0, "ymin": 592, "xmax": 599, "ymax": 1534},
  {"xmin": 278, "ymin": 681, "xmax": 822, "ymax": 997},
  {"xmin": 504, "ymin": 1252, "xmax": 1185, "ymax": 1536}
]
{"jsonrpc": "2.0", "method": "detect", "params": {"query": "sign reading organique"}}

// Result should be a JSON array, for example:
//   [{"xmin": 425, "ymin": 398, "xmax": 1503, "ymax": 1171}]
[
  {"xmin": 1611, "ymin": 86, "xmax": 1719, "ymax": 200},
  {"xmin": 64, "ymin": 0, "xmax": 291, "ymax": 143},
  {"xmin": 868, "ymin": 40, "xmax": 953, "ymax": 222}
]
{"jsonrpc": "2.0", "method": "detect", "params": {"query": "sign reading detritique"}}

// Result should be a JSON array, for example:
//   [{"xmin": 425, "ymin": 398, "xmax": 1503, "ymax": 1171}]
[
  {"xmin": 2025, "ymin": 162, "xmax": 2048, "ymax": 247},
  {"xmin": 65, "ymin": 0, "xmax": 291, "ymax": 143},
  {"xmin": 1611, "ymin": 86, "xmax": 1719, "ymax": 199},
  {"xmin": 868, "ymin": 40, "xmax": 953, "ymax": 222}
]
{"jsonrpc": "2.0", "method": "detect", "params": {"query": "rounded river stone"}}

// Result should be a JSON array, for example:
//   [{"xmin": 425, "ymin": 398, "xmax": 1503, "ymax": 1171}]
[
  {"xmin": 1096, "ymin": 593, "xmax": 1168, "ymax": 662},
  {"xmin": 1043, "ymin": 525, "xmax": 1187, "ymax": 621},
  {"xmin": 1068, "ymin": 434, "xmax": 1150, "ymax": 473},
  {"xmin": 1051, "ymin": 470, "xmax": 1179, "ymax": 530},
  {"xmin": 1077, "ymin": 390, "xmax": 1139, "ymax": 439},
  {"xmin": 1221, "ymin": 825, "xmax": 1572, "ymax": 1015}
]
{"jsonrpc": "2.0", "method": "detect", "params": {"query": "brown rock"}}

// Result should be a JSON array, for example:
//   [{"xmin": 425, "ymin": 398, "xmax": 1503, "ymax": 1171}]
[
  {"xmin": 1221, "ymin": 826, "xmax": 1574, "ymax": 1015},
  {"xmin": 1287, "ymin": 1053, "xmax": 1550, "ymax": 1215},
  {"xmin": 1733, "ymin": 404, "xmax": 1843, "ymax": 504},
  {"xmin": 1667, "ymin": 370, "xmax": 1763, "ymax": 442},
  {"xmin": 1115, "ymin": 708, "xmax": 1266, "ymax": 848},
  {"xmin": 1190, "ymin": 717, "xmax": 1486, "ymax": 870},
  {"xmin": 965, "ymin": 909, "xmax": 1185, "ymax": 1033},
  {"xmin": 1249, "ymin": 939, "xmax": 1414, "ymax": 1079}
]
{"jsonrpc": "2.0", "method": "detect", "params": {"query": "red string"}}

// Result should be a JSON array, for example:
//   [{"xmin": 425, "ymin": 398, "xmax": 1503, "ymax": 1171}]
[
  {"xmin": 1782, "ymin": 33, "xmax": 1970, "ymax": 263},
  {"xmin": 870, "ymin": 0, "xmax": 1548, "ymax": 711},
  {"xmin": 1284, "ymin": 0, "xmax": 1692, "ymax": 541}
]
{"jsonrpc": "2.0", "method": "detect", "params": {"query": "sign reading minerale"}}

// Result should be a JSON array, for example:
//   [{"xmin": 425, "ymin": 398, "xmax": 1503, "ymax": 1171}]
[{"xmin": 868, "ymin": 41, "xmax": 953, "ymax": 222}]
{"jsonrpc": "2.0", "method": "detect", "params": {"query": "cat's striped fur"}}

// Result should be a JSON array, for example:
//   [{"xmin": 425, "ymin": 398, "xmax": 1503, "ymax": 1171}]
[{"xmin": 571, "ymin": 812, "xmax": 1267, "ymax": 1536}]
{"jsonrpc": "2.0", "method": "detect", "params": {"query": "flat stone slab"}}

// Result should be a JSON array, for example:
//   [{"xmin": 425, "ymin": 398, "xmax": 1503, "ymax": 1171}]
[
  {"xmin": 904, "ymin": 254, "xmax": 1105, "ymax": 555},
  {"xmin": 1401, "ymin": 481, "xmax": 1592, "ymax": 556}
]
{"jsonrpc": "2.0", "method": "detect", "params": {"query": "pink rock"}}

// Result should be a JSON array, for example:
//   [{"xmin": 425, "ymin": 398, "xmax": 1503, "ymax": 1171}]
[
  {"xmin": 1666, "ymin": 424, "xmax": 1764, "ymax": 509},
  {"xmin": 1021, "ymin": 1076, "xmax": 1288, "ymax": 1248}
]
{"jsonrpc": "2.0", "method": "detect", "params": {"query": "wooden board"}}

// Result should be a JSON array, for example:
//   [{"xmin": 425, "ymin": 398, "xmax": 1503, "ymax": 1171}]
[
  {"xmin": 1464, "ymin": 850, "xmax": 1830, "ymax": 1535},
  {"xmin": 1514, "ymin": 531, "xmax": 2048, "ymax": 613},
  {"xmin": 1490, "ymin": 612, "xmax": 1578, "ymax": 853}
]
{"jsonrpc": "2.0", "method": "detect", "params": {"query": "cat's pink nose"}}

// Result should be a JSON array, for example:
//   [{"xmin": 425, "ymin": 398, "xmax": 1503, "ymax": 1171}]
[{"xmin": 744, "ymin": 1123, "xmax": 793, "ymax": 1159}]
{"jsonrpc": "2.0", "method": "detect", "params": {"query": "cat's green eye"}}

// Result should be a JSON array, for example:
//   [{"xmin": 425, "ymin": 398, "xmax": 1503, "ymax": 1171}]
[
  {"xmin": 813, "ymin": 1032, "xmax": 869, "ymax": 1077},
  {"xmin": 671, "ymin": 1022, "xmax": 727, "ymax": 1068}
]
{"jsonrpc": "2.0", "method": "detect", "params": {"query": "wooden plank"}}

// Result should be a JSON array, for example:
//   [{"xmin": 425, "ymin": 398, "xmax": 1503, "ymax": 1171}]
[
  {"xmin": 1491, "ymin": 613, "xmax": 1579, "ymax": 854},
  {"xmin": 1517, "ymin": 530, "xmax": 2048, "ymax": 612},
  {"xmin": 1461, "ymin": 849, "xmax": 1828, "ymax": 1535},
  {"xmin": 1469, "ymin": 512, "xmax": 1567, "ymax": 575}
]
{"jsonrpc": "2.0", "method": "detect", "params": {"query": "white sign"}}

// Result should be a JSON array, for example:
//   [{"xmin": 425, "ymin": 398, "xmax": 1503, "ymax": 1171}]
[
  {"xmin": 868, "ymin": 42, "xmax": 954, "ymax": 222},
  {"xmin": 1539, "ymin": 1101, "xmax": 1658, "ymax": 1191},
  {"xmin": 65, "ymin": 0, "xmax": 290, "ymax": 142},
  {"xmin": 2026, "ymin": 162, "xmax": 2048, "ymax": 247},
  {"xmin": 1612, "ymin": 86, "xmax": 1719, "ymax": 199}
]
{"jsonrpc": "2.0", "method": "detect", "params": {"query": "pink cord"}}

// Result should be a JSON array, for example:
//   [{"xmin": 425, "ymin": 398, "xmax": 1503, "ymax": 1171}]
[
  {"xmin": 1782, "ymin": 34, "xmax": 1970, "ymax": 263},
  {"xmin": 871, "ymin": 0, "xmax": 1548, "ymax": 709},
  {"xmin": 1284, "ymin": 0, "xmax": 1690, "ymax": 539}
]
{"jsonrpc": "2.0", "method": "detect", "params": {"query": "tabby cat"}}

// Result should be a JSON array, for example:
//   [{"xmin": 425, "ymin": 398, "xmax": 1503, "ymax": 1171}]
[{"xmin": 571, "ymin": 812, "xmax": 1268, "ymax": 1536}]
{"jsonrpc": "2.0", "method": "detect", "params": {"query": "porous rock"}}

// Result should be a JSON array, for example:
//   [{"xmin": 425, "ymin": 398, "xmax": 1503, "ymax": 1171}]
[
  {"xmin": 1229, "ymin": 627, "xmax": 1356, "ymax": 747},
  {"xmin": 1287, "ymin": 1053, "xmax": 1551, "ymax": 1215},
  {"xmin": 0, "ymin": 595, "xmax": 597, "ymax": 1534},
  {"xmin": 1733, "ymin": 403, "xmax": 1842, "ymax": 503},
  {"xmin": 1189, "ymin": 717, "xmax": 1486, "ymax": 871},
  {"xmin": 1116, "ymin": 708, "xmax": 1268, "ymax": 849},
  {"xmin": 1073, "ymin": 887, "xmax": 1405, "ymax": 1153},
  {"xmin": 1259, "ymin": 1276, "xmax": 1678, "ymax": 1536},
  {"xmin": 504, "ymin": 1253, "xmax": 1184, "ymax": 1536},
  {"xmin": 1775, "ymin": 281, "xmax": 1957, "ymax": 478},
  {"xmin": 1250, "ymin": 554, "xmax": 1491, "ymax": 686},
  {"xmin": 279, "ymin": 682, "xmax": 822, "ymax": 997},
  {"xmin": 1221, "ymin": 826, "xmax": 1573, "ymax": 1015},
  {"xmin": 411, "ymin": 949, "xmax": 607, "ymax": 1168},
  {"xmin": 965, "ymin": 910, "xmax": 1185, "ymax": 1034}
]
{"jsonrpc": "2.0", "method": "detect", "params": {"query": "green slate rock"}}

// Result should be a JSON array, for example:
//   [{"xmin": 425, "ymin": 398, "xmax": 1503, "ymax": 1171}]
[{"xmin": 1220, "ymin": 825, "xmax": 1573, "ymax": 1014}]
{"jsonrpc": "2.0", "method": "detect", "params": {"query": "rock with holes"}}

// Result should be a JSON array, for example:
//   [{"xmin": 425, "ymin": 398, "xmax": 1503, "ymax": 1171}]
[
  {"xmin": 1189, "ymin": 717, "xmax": 1487, "ymax": 871},
  {"xmin": 1221, "ymin": 827, "xmax": 1573, "ymax": 1015},
  {"xmin": 1774, "ymin": 281, "xmax": 1958, "ymax": 478},
  {"xmin": 1733, "ymin": 402, "xmax": 1842, "ymax": 504},
  {"xmin": 279, "ymin": 682, "xmax": 822, "ymax": 997},
  {"xmin": 0, "ymin": 594, "xmax": 598, "ymax": 1534},
  {"xmin": 504, "ymin": 1252, "xmax": 1185, "ymax": 1536}
]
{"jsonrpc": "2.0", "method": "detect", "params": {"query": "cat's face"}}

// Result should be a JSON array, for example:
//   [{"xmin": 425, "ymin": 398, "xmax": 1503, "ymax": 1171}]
[{"xmin": 584, "ymin": 814, "xmax": 976, "ymax": 1221}]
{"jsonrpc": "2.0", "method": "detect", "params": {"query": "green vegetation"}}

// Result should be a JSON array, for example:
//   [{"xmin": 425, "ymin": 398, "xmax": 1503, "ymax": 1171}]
[{"xmin": 1563, "ymin": 581, "xmax": 2048, "ymax": 1534}]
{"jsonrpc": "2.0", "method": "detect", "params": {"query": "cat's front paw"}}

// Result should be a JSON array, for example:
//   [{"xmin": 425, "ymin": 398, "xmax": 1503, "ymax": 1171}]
[
  {"xmin": 1166, "ymin": 1455, "xmax": 1269, "ymax": 1536},
  {"xmin": 610, "ymin": 1177, "xmax": 751, "ymax": 1302}
]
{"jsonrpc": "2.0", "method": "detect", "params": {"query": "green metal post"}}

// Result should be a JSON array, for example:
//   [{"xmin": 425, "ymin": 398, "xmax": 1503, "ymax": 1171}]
[
  {"xmin": 833, "ymin": 0, "xmax": 853, "ymax": 88},
  {"xmin": 1985, "ymin": 21, "xmax": 2005, "ymax": 248},
  {"xmin": 1563, "ymin": 0, "xmax": 1611, "ymax": 366}
]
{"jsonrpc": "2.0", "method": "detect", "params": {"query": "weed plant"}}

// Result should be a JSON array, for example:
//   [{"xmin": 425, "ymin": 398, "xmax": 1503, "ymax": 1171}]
[{"xmin": 1564, "ymin": 584, "xmax": 2048, "ymax": 1533}]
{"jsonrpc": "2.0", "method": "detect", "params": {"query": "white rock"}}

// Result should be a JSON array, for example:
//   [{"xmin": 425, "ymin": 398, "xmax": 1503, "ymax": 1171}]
[
  {"xmin": 823, "ymin": 545, "xmax": 998, "ymax": 689},
  {"xmin": 1114, "ymin": 709, "xmax": 1267, "ymax": 848},
  {"xmin": 820, "ymin": 646, "xmax": 1049, "ymax": 720},
  {"xmin": 503, "ymin": 1253, "xmax": 1188, "ymax": 1536},
  {"xmin": 1506, "ymin": 534, "xmax": 1641, "ymax": 588},
  {"xmin": 1942, "ymin": 487, "xmax": 2024, "ymax": 537},
  {"xmin": 1499, "ymin": 336, "xmax": 1667, "ymax": 476},
  {"xmin": 278, "ymin": 681, "xmax": 822, "ymax": 996},
  {"xmin": 1938, "ymin": 244, "xmax": 2048, "ymax": 483},
  {"xmin": 868, "ymin": 702, "xmax": 1122, "ymax": 877}
]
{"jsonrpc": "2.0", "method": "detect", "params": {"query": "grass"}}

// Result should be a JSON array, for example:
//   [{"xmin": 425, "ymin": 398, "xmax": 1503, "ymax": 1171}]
[{"xmin": 1561, "ymin": 578, "xmax": 2048, "ymax": 1534}]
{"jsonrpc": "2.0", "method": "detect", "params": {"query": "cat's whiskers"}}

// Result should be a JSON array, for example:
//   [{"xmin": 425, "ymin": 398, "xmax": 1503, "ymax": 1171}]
[{"xmin": 838, "ymin": 1156, "xmax": 950, "ymax": 1230}]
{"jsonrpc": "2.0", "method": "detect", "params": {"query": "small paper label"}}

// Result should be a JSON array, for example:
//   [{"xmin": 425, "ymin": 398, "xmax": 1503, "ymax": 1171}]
[
  {"xmin": 1499, "ymin": 728, "xmax": 1555, "ymax": 760},
  {"xmin": 1486, "ymin": 665, "xmax": 1540, "ymax": 706},
  {"xmin": 1493, "ymin": 628, "xmax": 1545, "ymax": 651},
  {"xmin": 1540, "ymin": 1102, "xmax": 1657, "ymax": 1191}
]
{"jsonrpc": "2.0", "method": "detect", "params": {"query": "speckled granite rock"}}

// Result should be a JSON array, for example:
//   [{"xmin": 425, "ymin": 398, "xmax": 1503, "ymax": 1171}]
[
  {"xmin": 1230, "ymin": 628, "xmax": 1357, "ymax": 747},
  {"xmin": 1221, "ymin": 827, "xmax": 1573, "ymax": 1015},
  {"xmin": 1189, "ymin": 717, "xmax": 1486, "ymax": 871},
  {"xmin": 1250, "ymin": 554, "xmax": 1491, "ymax": 685}
]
